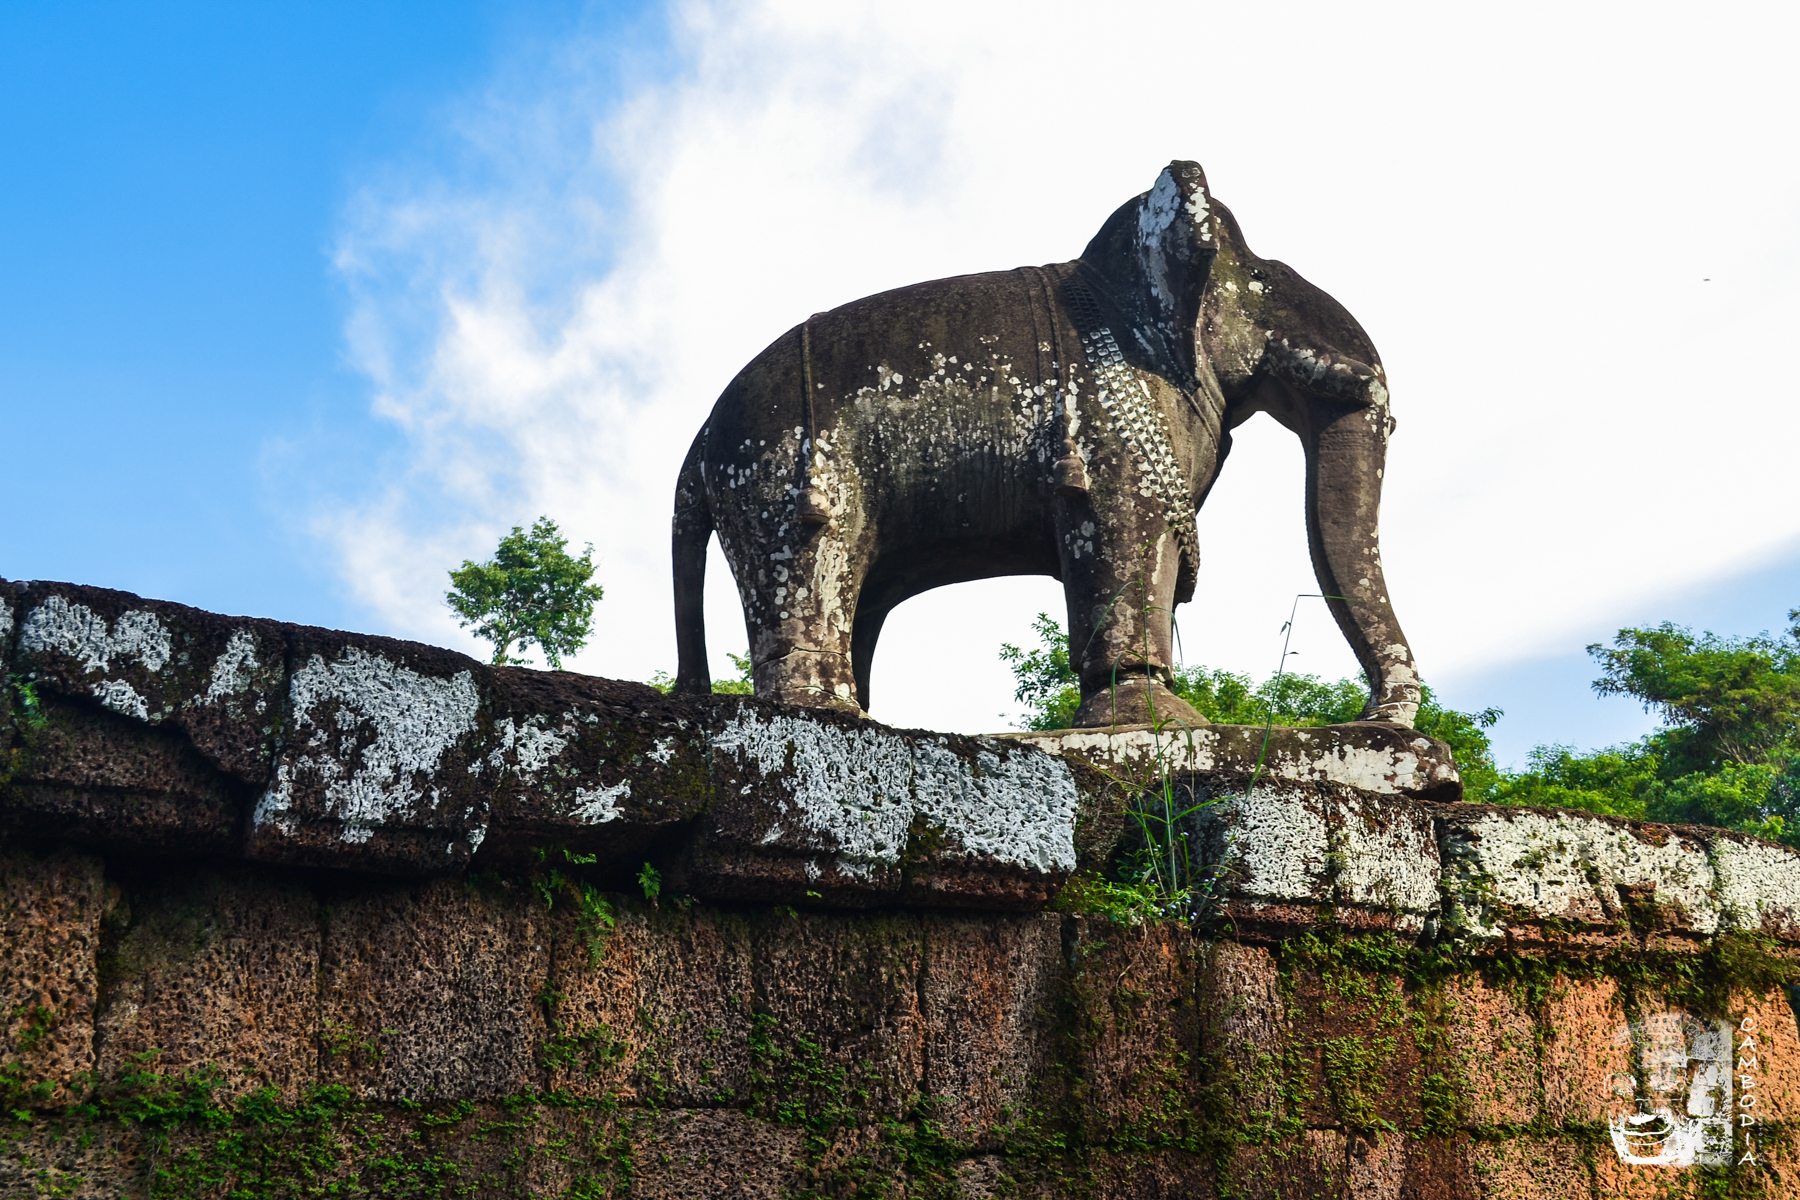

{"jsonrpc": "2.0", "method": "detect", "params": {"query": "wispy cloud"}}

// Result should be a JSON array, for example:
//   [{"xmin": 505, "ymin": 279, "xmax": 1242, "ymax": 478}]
[{"xmin": 320, "ymin": 0, "xmax": 1800, "ymax": 730}]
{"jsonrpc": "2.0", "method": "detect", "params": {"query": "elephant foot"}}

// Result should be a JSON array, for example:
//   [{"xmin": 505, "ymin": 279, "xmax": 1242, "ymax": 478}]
[{"xmin": 1072, "ymin": 674, "xmax": 1208, "ymax": 730}]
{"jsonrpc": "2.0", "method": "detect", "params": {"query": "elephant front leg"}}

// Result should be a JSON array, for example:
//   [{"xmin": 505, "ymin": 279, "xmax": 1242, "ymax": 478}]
[{"xmin": 1059, "ymin": 513, "xmax": 1206, "ymax": 730}]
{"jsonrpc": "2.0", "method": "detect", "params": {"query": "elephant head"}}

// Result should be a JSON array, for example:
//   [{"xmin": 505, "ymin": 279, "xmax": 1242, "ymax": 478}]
[{"xmin": 1067, "ymin": 160, "xmax": 1421, "ymax": 723}]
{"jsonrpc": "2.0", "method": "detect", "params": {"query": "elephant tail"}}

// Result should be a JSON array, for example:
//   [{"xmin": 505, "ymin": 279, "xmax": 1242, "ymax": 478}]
[{"xmin": 672, "ymin": 429, "xmax": 714, "ymax": 694}]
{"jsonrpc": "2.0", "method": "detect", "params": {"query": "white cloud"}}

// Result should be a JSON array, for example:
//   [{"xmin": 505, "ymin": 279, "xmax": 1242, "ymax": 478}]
[{"xmin": 324, "ymin": 0, "xmax": 1800, "ymax": 732}]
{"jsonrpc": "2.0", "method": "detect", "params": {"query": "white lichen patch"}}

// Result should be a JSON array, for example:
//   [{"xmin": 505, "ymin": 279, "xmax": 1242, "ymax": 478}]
[
  {"xmin": 200, "ymin": 630, "xmax": 260, "ymax": 704},
  {"xmin": 1197, "ymin": 788, "xmax": 1330, "ymax": 902},
  {"xmin": 1709, "ymin": 836, "xmax": 1800, "ymax": 936},
  {"xmin": 19, "ymin": 596, "xmax": 178, "ymax": 721},
  {"xmin": 913, "ymin": 740, "xmax": 1078, "ymax": 873},
  {"xmin": 20, "ymin": 595, "xmax": 174, "ymax": 684},
  {"xmin": 1017, "ymin": 726, "xmax": 1218, "ymax": 775},
  {"xmin": 488, "ymin": 713, "xmax": 578, "ymax": 779},
  {"xmin": 1333, "ymin": 800, "xmax": 1443, "ymax": 918},
  {"xmin": 570, "ymin": 781, "xmax": 630, "ymax": 824},
  {"xmin": 711, "ymin": 710, "xmax": 915, "ymax": 868},
  {"xmin": 709, "ymin": 711, "xmax": 1082, "ymax": 878},
  {"xmin": 255, "ymin": 647, "xmax": 480, "ymax": 845},
  {"xmin": 91, "ymin": 678, "xmax": 151, "ymax": 721},
  {"xmin": 1443, "ymin": 811, "xmax": 1718, "ymax": 939}
]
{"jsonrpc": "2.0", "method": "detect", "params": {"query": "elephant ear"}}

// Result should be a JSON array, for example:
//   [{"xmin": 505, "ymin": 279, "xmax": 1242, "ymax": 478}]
[{"xmin": 1134, "ymin": 160, "xmax": 1218, "ymax": 365}]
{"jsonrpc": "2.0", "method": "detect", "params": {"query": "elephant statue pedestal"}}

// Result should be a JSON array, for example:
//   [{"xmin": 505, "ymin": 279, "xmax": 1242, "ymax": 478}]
[{"xmin": 1009, "ymin": 721, "xmax": 1463, "ymax": 939}]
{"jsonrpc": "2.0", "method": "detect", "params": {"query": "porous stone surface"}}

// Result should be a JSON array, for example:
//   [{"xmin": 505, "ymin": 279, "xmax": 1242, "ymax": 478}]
[
  {"xmin": 2, "ymin": 579, "xmax": 1082, "ymax": 905},
  {"xmin": 1439, "ymin": 808, "xmax": 1800, "ymax": 948},
  {"xmin": 1440, "ymin": 975, "xmax": 1541, "ymax": 1127},
  {"xmin": 0, "ymin": 850, "xmax": 106, "ymax": 1105},
  {"xmin": 4, "ymin": 578, "xmax": 1800, "ymax": 1196},
  {"xmin": 93, "ymin": 869, "xmax": 320, "ymax": 1101},
  {"xmin": 1468, "ymin": 1136, "xmax": 1587, "ymax": 1200},
  {"xmin": 1539, "ymin": 976, "xmax": 1633, "ymax": 1125},
  {"xmin": 676, "ymin": 709, "xmax": 1080, "ymax": 909},
  {"xmin": 0, "ymin": 848, "xmax": 1784, "ymax": 1195},
  {"xmin": 317, "ymin": 876, "xmax": 552, "ymax": 1101}
]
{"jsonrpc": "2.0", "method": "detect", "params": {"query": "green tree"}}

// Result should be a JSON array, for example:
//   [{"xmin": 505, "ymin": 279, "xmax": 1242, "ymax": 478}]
[
  {"xmin": 445, "ymin": 516, "xmax": 603, "ymax": 669},
  {"xmin": 999, "ymin": 613, "xmax": 1081, "ymax": 731},
  {"xmin": 1590, "ymin": 618, "xmax": 1800, "ymax": 774},
  {"xmin": 1499, "ymin": 614, "xmax": 1800, "ymax": 843},
  {"xmin": 650, "ymin": 650, "xmax": 754, "ymax": 695}
]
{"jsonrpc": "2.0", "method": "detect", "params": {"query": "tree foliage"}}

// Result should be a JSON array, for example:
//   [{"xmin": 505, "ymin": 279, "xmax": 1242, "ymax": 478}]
[
  {"xmin": 1495, "ymin": 614, "xmax": 1800, "ymax": 844},
  {"xmin": 445, "ymin": 517, "xmax": 603, "ymax": 669},
  {"xmin": 649, "ymin": 650, "xmax": 754, "ymax": 695}
]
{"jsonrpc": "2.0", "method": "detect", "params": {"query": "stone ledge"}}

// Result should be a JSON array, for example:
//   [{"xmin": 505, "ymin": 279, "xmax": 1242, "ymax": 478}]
[
  {"xmin": 1440, "ymin": 805, "xmax": 1800, "ymax": 949},
  {"xmin": 0, "ymin": 580, "xmax": 1075, "ymax": 910},
  {"xmin": 6, "ymin": 579, "xmax": 1798, "ymax": 938},
  {"xmin": 1014, "ymin": 722, "xmax": 1456, "ymax": 938}
]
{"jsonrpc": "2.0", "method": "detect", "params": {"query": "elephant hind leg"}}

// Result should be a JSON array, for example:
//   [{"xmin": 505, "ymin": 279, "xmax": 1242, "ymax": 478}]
[
  {"xmin": 744, "ymin": 529, "xmax": 864, "ymax": 713},
  {"xmin": 850, "ymin": 603, "xmax": 890, "ymax": 712}
]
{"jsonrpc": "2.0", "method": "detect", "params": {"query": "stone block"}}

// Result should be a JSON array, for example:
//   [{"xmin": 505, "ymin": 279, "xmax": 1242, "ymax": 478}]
[
  {"xmin": 94, "ymin": 870, "xmax": 320, "ymax": 1101},
  {"xmin": 318, "ymin": 876, "xmax": 551, "ymax": 1100},
  {"xmin": 1468, "ymin": 1136, "xmax": 1587, "ymax": 1199},
  {"xmin": 0, "ymin": 849, "xmax": 107, "ymax": 1106},
  {"xmin": 249, "ymin": 628, "xmax": 494, "ymax": 875},
  {"xmin": 1190, "ymin": 786, "xmax": 1441, "ymax": 939},
  {"xmin": 1708, "ymin": 830, "xmax": 1800, "ymax": 941},
  {"xmin": 748, "ymin": 908, "xmax": 927, "ymax": 1118},
  {"xmin": 2, "ymin": 699, "xmax": 243, "ymax": 857},
  {"xmin": 1196, "ymin": 940, "xmax": 1292, "ymax": 1122},
  {"xmin": 1283, "ymin": 957, "xmax": 1422, "ymax": 1131},
  {"xmin": 1084, "ymin": 1148, "xmax": 1217, "ymax": 1199},
  {"xmin": 1345, "ymin": 1130, "xmax": 1406, "ymax": 1200},
  {"xmin": 1441, "ymin": 975, "xmax": 1541, "ymax": 1127},
  {"xmin": 1061, "ymin": 917, "xmax": 1202, "ymax": 1139},
  {"xmin": 1440, "ymin": 807, "xmax": 1723, "ymax": 947},
  {"xmin": 9, "ymin": 582, "xmax": 290, "ymax": 783},
  {"xmin": 1541, "ymin": 976, "xmax": 1632, "ymax": 1126},
  {"xmin": 542, "ymin": 900, "xmax": 756, "ymax": 1107},
  {"xmin": 675, "ymin": 705, "xmax": 1078, "ymax": 910},
  {"xmin": 1012, "ymin": 721, "xmax": 1462, "ymax": 801},
  {"xmin": 474, "ymin": 666, "xmax": 713, "ymax": 869},
  {"xmin": 0, "ymin": 1119, "xmax": 144, "ymax": 1199},
  {"xmin": 918, "ymin": 912, "xmax": 1063, "ymax": 1137},
  {"xmin": 1397, "ymin": 1135, "xmax": 1478, "ymax": 1199},
  {"xmin": 1020, "ymin": 724, "xmax": 1447, "ymax": 939},
  {"xmin": 1228, "ymin": 1128, "xmax": 1346, "ymax": 1200},
  {"xmin": 626, "ymin": 1108, "xmax": 803, "ymax": 1199}
]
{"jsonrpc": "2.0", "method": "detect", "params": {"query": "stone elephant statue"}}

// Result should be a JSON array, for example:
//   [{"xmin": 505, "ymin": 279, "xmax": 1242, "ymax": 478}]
[{"xmin": 672, "ymin": 159, "xmax": 1422, "ymax": 729}]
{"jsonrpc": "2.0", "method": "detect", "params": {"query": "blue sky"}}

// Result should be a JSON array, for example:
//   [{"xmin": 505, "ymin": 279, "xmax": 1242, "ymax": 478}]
[
  {"xmin": 0, "ymin": 0, "xmax": 648, "ymax": 623},
  {"xmin": 4, "ymin": 1, "xmax": 1798, "ymax": 766}
]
